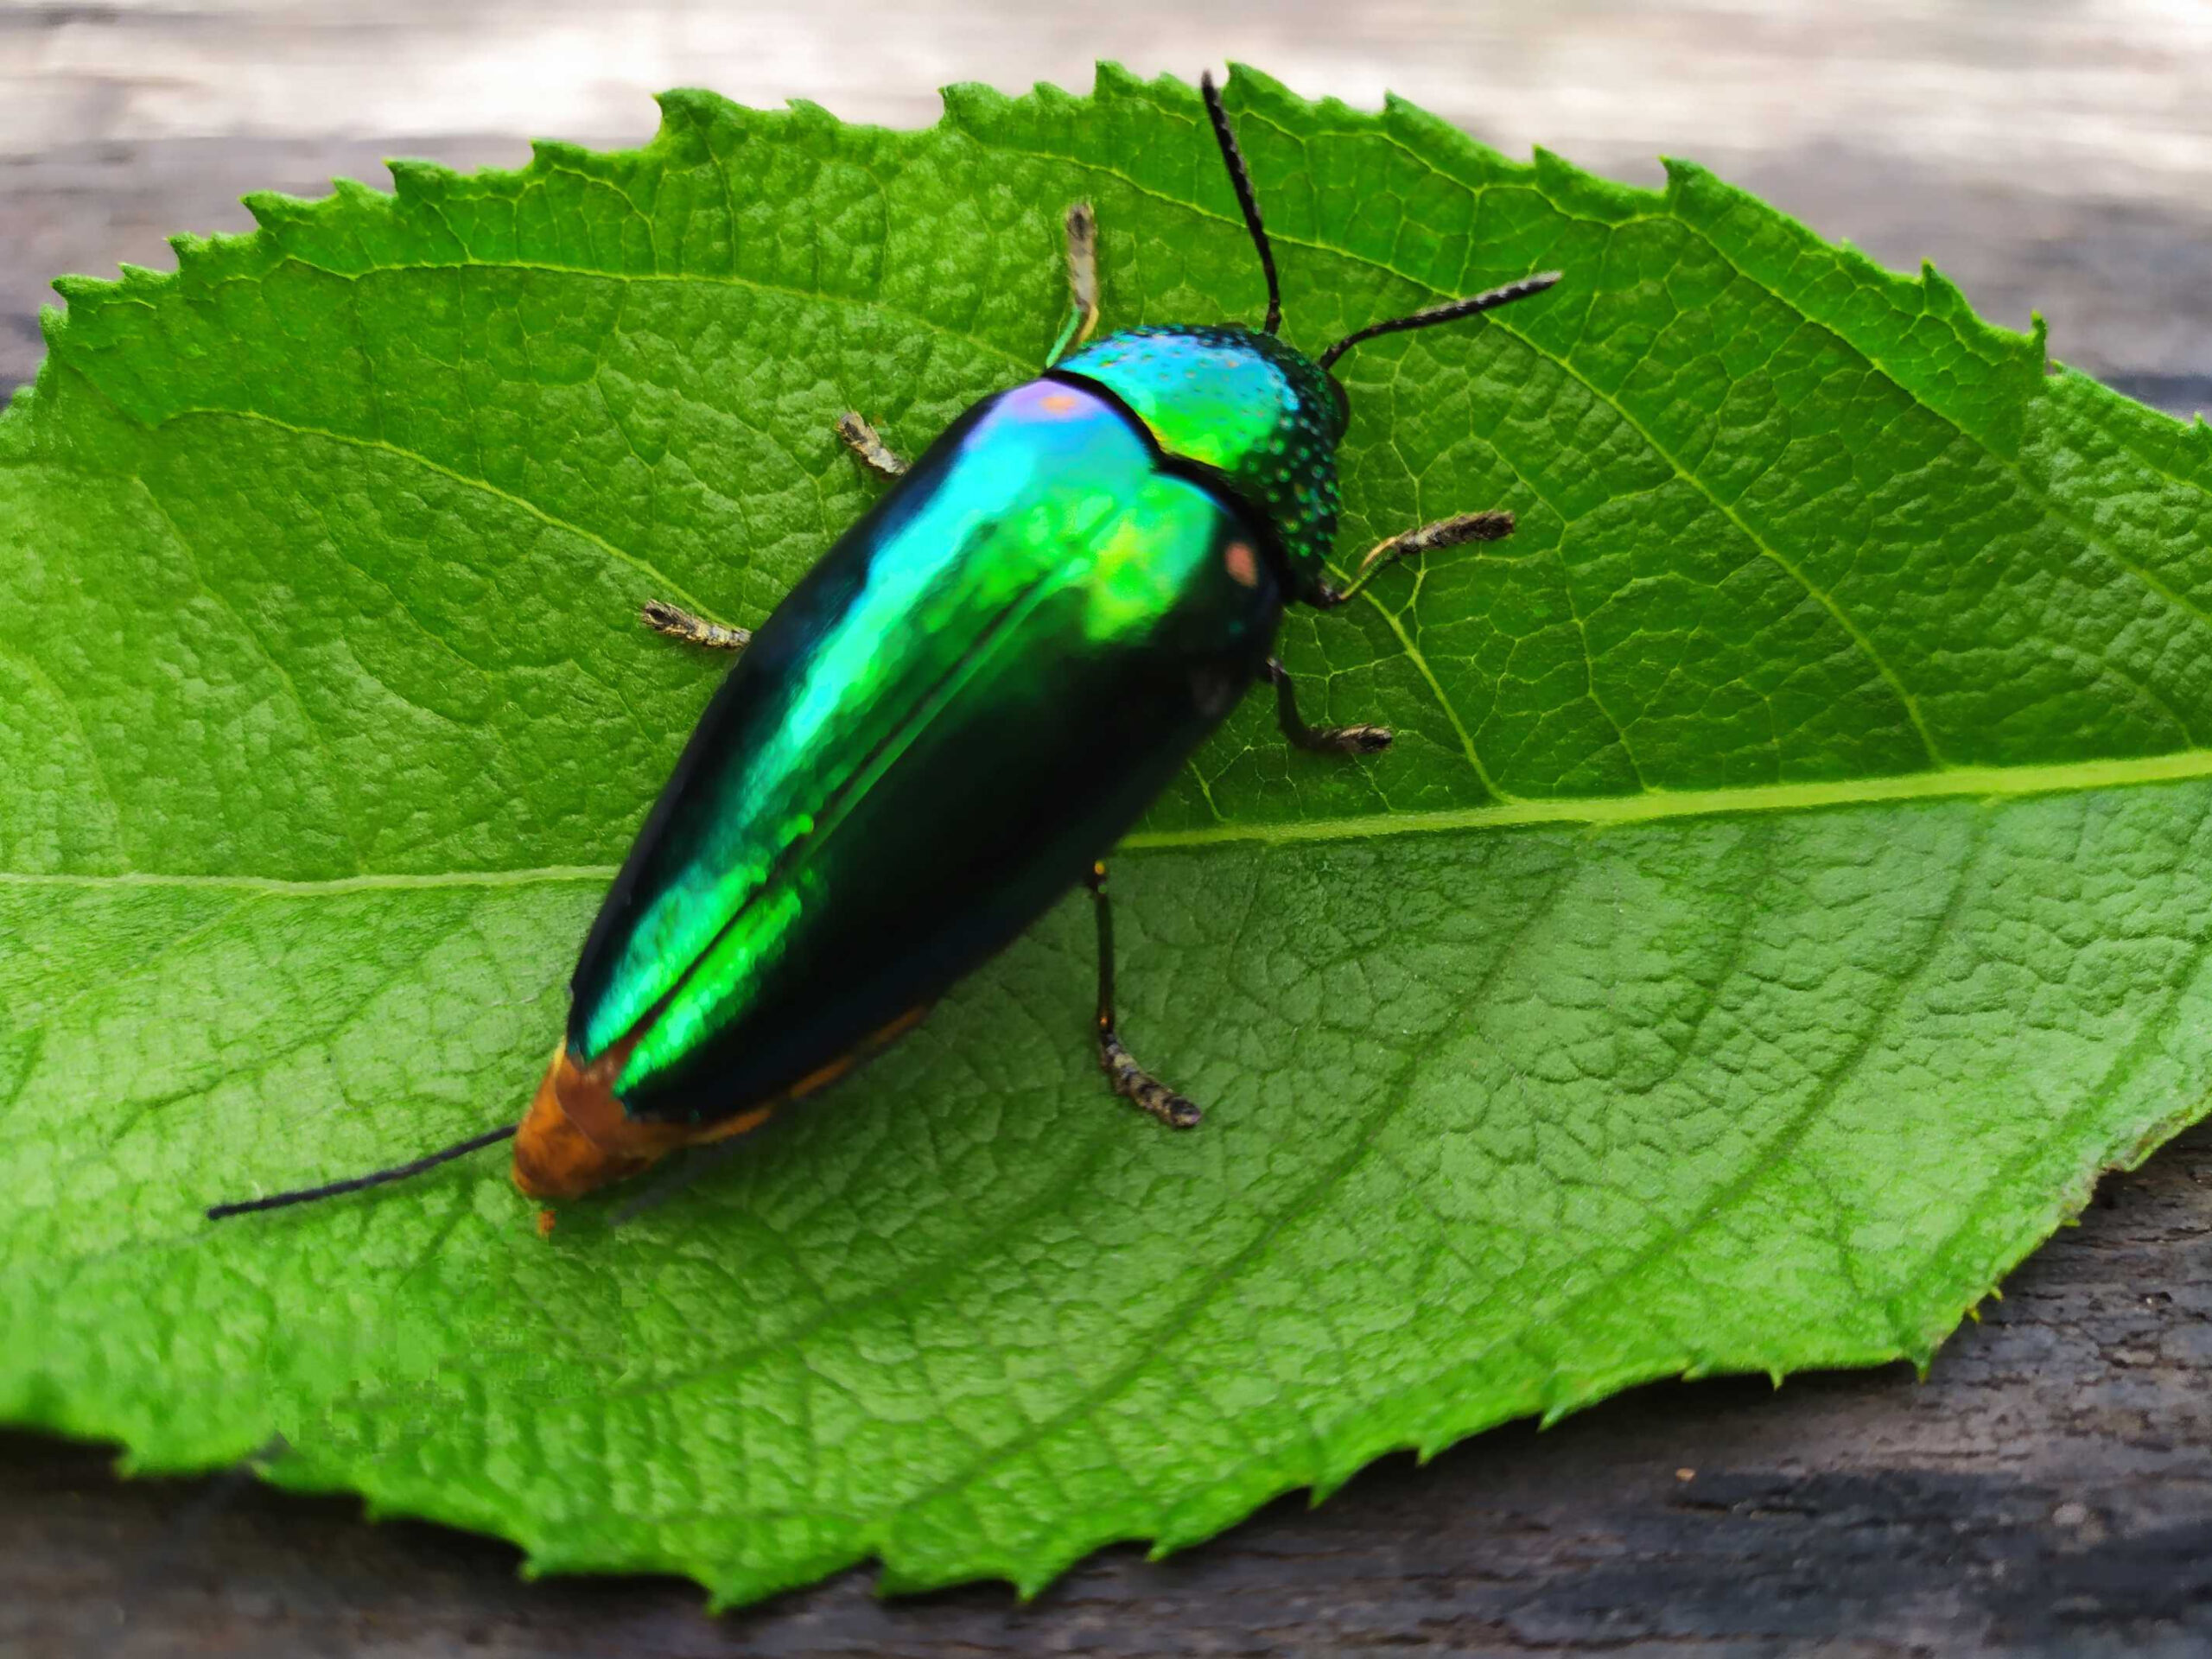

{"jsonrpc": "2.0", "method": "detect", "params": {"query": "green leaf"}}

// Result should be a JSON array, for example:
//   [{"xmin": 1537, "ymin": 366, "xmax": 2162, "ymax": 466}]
[{"xmin": 4, "ymin": 65, "xmax": 2209, "ymax": 1605}]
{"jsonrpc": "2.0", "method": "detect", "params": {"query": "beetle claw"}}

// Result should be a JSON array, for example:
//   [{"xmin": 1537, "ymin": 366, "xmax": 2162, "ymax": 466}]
[
  {"xmin": 836, "ymin": 410, "xmax": 908, "ymax": 479},
  {"xmin": 643, "ymin": 598, "xmax": 751, "ymax": 652},
  {"xmin": 1100, "ymin": 1030, "xmax": 1203, "ymax": 1129},
  {"xmin": 1294, "ymin": 720, "xmax": 1392, "ymax": 756}
]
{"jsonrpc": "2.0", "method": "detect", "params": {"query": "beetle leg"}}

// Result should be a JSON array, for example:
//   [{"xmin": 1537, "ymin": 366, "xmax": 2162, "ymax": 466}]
[
  {"xmin": 640, "ymin": 599, "xmax": 752, "ymax": 652},
  {"xmin": 834, "ymin": 410, "xmax": 908, "ymax": 480},
  {"xmin": 1312, "ymin": 509, "xmax": 1516, "ymax": 608},
  {"xmin": 1046, "ymin": 201, "xmax": 1101, "ymax": 365},
  {"xmin": 1266, "ymin": 658, "xmax": 1391, "ymax": 755},
  {"xmin": 1084, "ymin": 861, "xmax": 1200, "ymax": 1128}
]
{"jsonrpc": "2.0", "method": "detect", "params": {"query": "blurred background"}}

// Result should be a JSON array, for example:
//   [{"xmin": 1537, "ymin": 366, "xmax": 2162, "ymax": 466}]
[{"xmin": 3, "ymin": 0, "xmax": 2209, "ymax": 416}]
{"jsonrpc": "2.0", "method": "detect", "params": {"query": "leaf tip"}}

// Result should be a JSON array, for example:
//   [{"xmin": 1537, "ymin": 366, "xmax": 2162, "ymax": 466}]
[
  {"xmin": 240, "ymin": 189, "xmax": 311, "ymax": 234},
  {"xmin": 1916, "ymin": 260, "xmax": 2005, "ymax": 345},
  {"xmin": 528, "ymin": 137, "xmax": 590, "ymax": 169},
  {"xmin": 384, "ymin": 156, "xmax": 453, "ymax": 196},
  {"xmin": 1221, "ymin": 60, "xmax": 1297, "ymax": 110},
  {"xmin": 48, "ymin": 272, "xmax": 116, "ymax": 305},
  {"xmin": 1308, "ymin": 1471, "xmax": 1351, "ymax": 1508},
  {"xmin": 1020, "ymin": 73, "xmax": 1083, "ymax": 113},
  {"xmin": 329, "ymin": 175, "xmax": 390, "ymax": 209},
  {"xmin": 1089, "ymin": 60, "xmax": 1147, "ymax": 102},
  {"xmin": 654, "ymin": 85, "xmax": 724, "ymax": 119},
  {"xmin": 937, "ymin": 77, "xmax": 1009, "ymax": 130}
]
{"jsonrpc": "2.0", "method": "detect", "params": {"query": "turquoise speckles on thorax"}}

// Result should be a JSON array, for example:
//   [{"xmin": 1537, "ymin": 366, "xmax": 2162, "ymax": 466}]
[{"xmin": 1057, "ymin": 325, "xmax": 1343, "ymax": 596}]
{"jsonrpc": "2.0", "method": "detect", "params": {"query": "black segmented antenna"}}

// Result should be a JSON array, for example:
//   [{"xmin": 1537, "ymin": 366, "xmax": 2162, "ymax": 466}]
[
  {"xmin": 206, "ymin": 1123, "xmax": 518, "ymax": 1220},
  {"xmin": 1200, "ymin": 71, "xmax": 1282, "ymax": 334},
  {"xmin": 1318, "ymin": 271, "xmax": 1563, "ymax": 371}
]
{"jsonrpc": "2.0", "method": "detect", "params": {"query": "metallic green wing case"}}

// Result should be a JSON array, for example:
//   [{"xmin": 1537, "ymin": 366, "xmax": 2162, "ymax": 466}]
[{"xmin": 568, "ymin": 376, "xmax": 1284, "ymax": 1125}]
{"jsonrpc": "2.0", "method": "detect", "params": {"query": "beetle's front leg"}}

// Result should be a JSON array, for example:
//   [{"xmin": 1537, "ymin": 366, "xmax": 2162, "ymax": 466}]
[
  {"xmin": 1283, "ymin": 512, "xmax": 1519, "ymax": 752},
  {"xmin": 640, "ymin": 599, "xmax": 751, "ymax": 652},
  {"xmin": 1267, "ymin": 658, "xmax": 1391, "ymax": 755},
  {"xmin": 1313, "ymin": 509, "xmax": 1517, "ymax": 609},
  {"xmin": 1085, "ymin": 861, "xmax": 1200, "ymax": 1129}
]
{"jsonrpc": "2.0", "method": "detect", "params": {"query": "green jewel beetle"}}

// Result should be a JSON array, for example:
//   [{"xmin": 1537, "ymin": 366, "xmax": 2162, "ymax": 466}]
[{"xmin": 208, "ymin": 73, "xmax": 1560, "ymax": 1222}]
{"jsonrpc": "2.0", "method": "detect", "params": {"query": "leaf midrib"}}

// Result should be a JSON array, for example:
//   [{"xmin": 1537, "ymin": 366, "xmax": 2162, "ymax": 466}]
[
  {"xmin": 34, "ymin": 387, "xmax": 2209, "ymax": 883},
  {"xmin": 8, "ymin": 748, "xmax": 2212, "ymax": 890}
]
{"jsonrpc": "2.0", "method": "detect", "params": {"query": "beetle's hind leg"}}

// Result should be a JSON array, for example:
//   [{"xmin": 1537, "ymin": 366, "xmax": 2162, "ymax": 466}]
[
  {"xmin": 1267, "ymin": 658, "xmax": 1391, "ymax": 755},
  {"xmin": 1047, "ymin": 201, "xmax": 1101, "ymax": 365},
  {"xmin": 1313, "ymin": 509, "xmax": 1517, "ymax": 610},
  {"xmin": 1085, "ymin": 861, "xmax": 1200, "ymax": 1129},
  {"xmin": 641, "ymin": 599, "xmax": 751, "ymax": 652}
]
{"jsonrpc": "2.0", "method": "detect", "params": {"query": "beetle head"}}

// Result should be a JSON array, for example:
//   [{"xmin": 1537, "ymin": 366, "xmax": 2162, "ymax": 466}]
[{"xmin": 1075, "ymin": 71, "xmax": 1560, "ymax": 601}]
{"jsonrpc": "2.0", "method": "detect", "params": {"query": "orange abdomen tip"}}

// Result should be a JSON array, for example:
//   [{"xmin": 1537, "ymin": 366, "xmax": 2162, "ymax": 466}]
[
  {"xmin": 512, "ymin": 1040, "xmax": 784, "ymax": 1204},
  {"xmin": 512, "ymin": 1044, "xmax": 659, "ymax": 1200}
]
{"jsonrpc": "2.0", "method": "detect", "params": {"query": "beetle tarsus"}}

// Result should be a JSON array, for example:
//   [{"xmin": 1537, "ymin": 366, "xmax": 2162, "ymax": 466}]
[
  {"xmin": 1048, "ymin": 201, "xmax": 1102, "ymax": 365},
  {"xmin": 642, "ymin": 598, "xmax": 751, "ymax": 652},
  {"xmin": 1085, "ymin": 861, "xmax": 1202, "ymax": 1129},
  {"xmin": 1100, "ymin": 1028, "xmax": 1203, "ymax": 1128},
  {"xmin": 836, "ymin": 410, "xmax": 908, "ymax": 479},
  {"xmin": 1267, "ymin": 658, "xmax": 1393, "ymax": 755},
  {"xmin": 1313, "ymin": 508, "xmax": 1517, "ymax": 609},
  {"xmin": 1362, "ymin": 508, "xmax": 1516, "ymax": 574}
]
